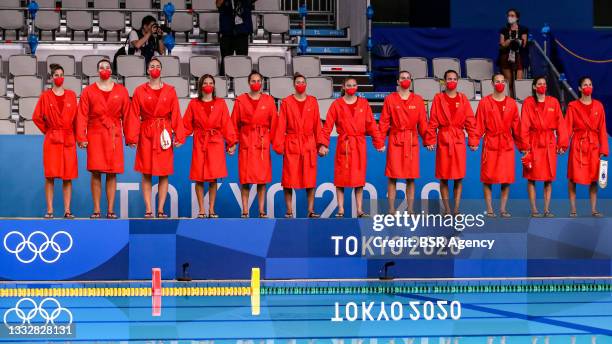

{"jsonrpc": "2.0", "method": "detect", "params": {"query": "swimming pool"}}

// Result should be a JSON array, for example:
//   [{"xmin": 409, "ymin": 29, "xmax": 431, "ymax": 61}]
[{"xmin": 1, "ymin": 284, "xmax": 611, "ymax": 343}]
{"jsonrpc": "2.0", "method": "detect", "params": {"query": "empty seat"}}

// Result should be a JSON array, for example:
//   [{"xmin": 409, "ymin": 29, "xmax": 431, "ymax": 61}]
[
  {"xmin": 24, "ymin": 120, "xmax": 42, "ymax": 135},
  {"xmin": 0, "ymin": 119, "xmax": 15, "ymax": 134},
  {"xmin": 465, "ymin": 58, "xmax": 493, "ymax": 81},
  {"xmin": 131, "ymin": 11, "xmax": 156, "ymax": 30},
  {"xmin": 308, "ymin": 77, "xmax": 333, "ymax": 99},
  {"xmin": 18, "ymin": 97, "xmax": 39, "ymax": 120},
  {"xmin": 292, "ymin": 56, "xmax": 320, "ymax": 77},
  {"xmin": 9, "ymin": 55, "xmax": 37, "ymax": 76},
  {"xmin": 63, "ymin": 0, "xmax": 88, "ymax": 7},
  {"xmin": 199, "ymin": 12, "xmax": 219, "ymax": 41},
  {"xmin": 66, "ymin": 9, "xmax": 93, "ymax": 40},
  {"xmin": 192, "ymin": 0, "xmax": 216, "ymax": 10},
  {"xmin": 0, "ymin": 97, "xmax": 11, "ymax": 118},
  {"xmin": 34, "ymin": 0, "xmax": 60, "ymax": 40},
  {"xmin": 0, "ymin": 78, "xmax": 5, "ymax": 96},
  {"xmin": 124, "ymin": 76, "xmax": 148, "ymax": 96},
  {"xmin": 481, "ymin": 80, "xmax": 509, "ymax": 97},
  {"xmin": 169, "ymin": 12, "xmax": 194, "ymax": 40},
  {"xmin": 190, "ymin": 55, "xmax": 219, "ymax": 77},
  {"xmin": 258, "ymin": 56, "xmax": 286, "ymax": 78},
  {"xmin": 413, "ymin": 78, "xmax": 441, "ymax": 101},
  {"xmin": 269, "ymin": 77, "xmax": 292, "ymax": 99},
  {"xmin": 318, "ymin": 98, "xmax": 334, "ymax": 120},
  {"xmin": 516, "ymin": 101, "xmax": 522, "ymax": 115},
  {"xmin": 224, "ymin": 56, "xmax": 252, "ymax": 78},
  {"xmin": 47, "ymin": 55, "xmax": 76, "ymax": 76},
  {"xmin": 117, "ymin": 55, "xmax": 145, "ymax": 77},
  {"xmin": 178, "ymin": 97, "xmax": 191, "ymax": 114},
  {"xmin": 63, "ymin": 76, "xmax": 83, "ymax": 97},
  {"xmin": 126, "ymin": 0, "xmax": 152, "ymax": 8},
  {"xmin": 157, "ymin": 56, "xmax": 181, "ymax": 77},
  {"xmin": 94, "ymin": 0, "xmax": 120, "ymax": 8},
  {"xmin": 432, "ymin": 57, "xmax": 461, "ymax": 79},
  {"xmin": 14, "ymin": 76, "xmax": 43, "ymax": 98},
  {"xmin": 82, "ymin": 55, "xmax": 110, "ymax": 77},
  {"xmin": 215, "ymin": 77, "xmax": 228, "ymax": 98},
  {"xmin": 0, "ymin": 0, "xmax": 24, "ymax": 40},
  {"xmin": 454, "ymin": 79, "xmax": 475, "ymax": 100},
  {"xmin": 233, "ymin": 77, "xmax": 250, "ymax": 96},
  {"xmin": 514, "ymin": 79, "xmax": 533, "ymax": 101},
  {"xmin": 168, "ymin": 0, "xmax": 187, "ymax": 9},
  {"xmin": 263, "ymin": 14, "xmax": 289, "ymax": 41},
  {"xmin": 255, "ymin": 0, "xmax": 280, "ymax": 10},
  {"xmin": 224, "ymin": 98, "xmax": 235, "ymax": 114},
  {"xmin": 97, "ymin": 0, "xmax": 125, "ymax": 41},
  {"xmin": 399, "ymin": 57, "xmax": 428, "ymax": 79},
  {"xmin": 165, "ymin": 77, "xmax": 189, "ymax": 98}
]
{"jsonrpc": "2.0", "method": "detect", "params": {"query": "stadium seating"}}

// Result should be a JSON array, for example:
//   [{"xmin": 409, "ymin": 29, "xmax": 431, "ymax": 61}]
[
  {"xmin": 481, "ymin": 80, "xmax": 509, "ymax": 97},
  {"xmin": 413, "ymin": 78, "xmax": 441, "ymax": 101},
  {"xmin": 269, "ymin": 77, "xmax": 293, "ymax": 99},
  {"xmin": 258, "ymin": 56, "xmax": 287, "ymax": 78},
  {"xmin": 47, "ymin": 55, "xmax": 76, "ymax": 76},
  {"xmin": 117, "ymin": 55, "xmax": 146, "ymax": 77},
  {"xmin": 190, "ymin": 56, "xmax": 219, "ymax": 78},
  {"xmin": 292, "ymin": 56, "xmax": 321, "ymax": 77},
  {"xmin": 399, "ymin": 57, "xmax": 428, "ymax": 79},
  {"xmin": 0, "ymin": 0, "xmax": 24, "ymax": 40},
  {"xmin": 465, "ymin": 58, "xmax": 493, "ymax": 81},
  {"xmin": 82, "ymin": 55, "xmax": 111, "ymax": 79},
  {"xmin": 514, "ymin": 79, "xmax": 533, "ymax": 101},
  {"xmin": 157, "ymin": 56, "xmax": 181, "ymax": 77},
  {"xmin": 432, "ymin": 57, "xmax": 461, "ymax": 79},
  {"xmin": 14, "ymin": 76, "xmax": 43, "ymax": 98},
  {"xmin": 224, "ymin": 56, "xmax": 253, "ymax": 79},
  {"xmin": 9, "ymin": 55, "xmax": 37, "ymax": 77}
]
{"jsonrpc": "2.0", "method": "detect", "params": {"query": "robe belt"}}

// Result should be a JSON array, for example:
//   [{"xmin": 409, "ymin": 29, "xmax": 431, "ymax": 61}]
[
  {"xmin": 194, "ymin": 128, "xmax": 221, "ymax": 152},
  {"xmin": 286, "ymin": 132, "xmax": 316, "ymax": 167},
  {"xmin": 390, "ymin": 128, "xmax": 416, "ymax": 160},
  {"xmin": 143, "ymin": 117, "xmax": 171, "ymax": 153},
  {"xmin": 438, "ymin": 126, "xmax": 465, "ymax": 156},
  {"xmin": 482, "ymin": 132, "xmax": 512, "ymax": 164},
  {"xmin": 243, "ymin": 124, "xmax": 270, "ymax": 160},
  {"xmin": 574, "ymin": 130, "xmax": 598, "ymax": 166},
  {"xmin": 341, "ymin": 134, "xmax": 365, "ymax": 169},
  {"xmin": 89, "ymin": 117, "xmax": 121, "ymax": 166},
  {"xmin": 47, "ymin": 128, "xmax": 76, "ymax": 147}
]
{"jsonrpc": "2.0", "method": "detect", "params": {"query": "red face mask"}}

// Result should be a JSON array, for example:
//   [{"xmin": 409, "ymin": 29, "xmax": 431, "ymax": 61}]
[
  {"xmin": 99, "ymin": 69, "xmax": 111, "ymax": 80},
  {"xmin": 494, "ymin": 83, "xmax": 505, "ymax": 93},
  {"xmin": 149, "ymin": 68, "xmax": 161, "ymax": 79},
  {"xmin": 53, "ymin": 77, "xmax": 64, "ymax": 87},
  {"xmin": 399, "ymin": 79, "xmax": 411, "ymax": 90},
  {"xmin": 345, "ymin": 87, "xmax": 358, "ymax": 96},
  {"xmin": 250, "ymin": 82, "xmax": 262, "ymax": 92},
  {"xmin": 295, "ymin": 84, "xmax": 307, "ymax": 94},
  {"xmin": 202, "ymin": 85, "xmax": 214, "ymax": 94},
  {"xmin": 581, "ymin": 86, "xmax": 593, "ymax": 96},
  {"xmin": 536, "ymin": 85, "xmax": 547, "ymax": 95},
  {"xmin": 446, "ymin": 81, "xmax": 458, "ymax": 91}
]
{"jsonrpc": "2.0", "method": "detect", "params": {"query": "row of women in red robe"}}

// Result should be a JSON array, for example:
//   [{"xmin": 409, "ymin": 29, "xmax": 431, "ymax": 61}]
[{"xmin": 33, "ymin": 58, "xmax": 607, "ymax": 219}]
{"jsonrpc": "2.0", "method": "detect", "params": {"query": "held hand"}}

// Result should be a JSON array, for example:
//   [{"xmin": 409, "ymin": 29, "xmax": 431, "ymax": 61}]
[
  {"xmin": 426, "ymin": 145, "xmax": 435, "ymax": 151},
  {"xmin": 557, "ymin": 148, "xmax": 565, "ymax": 155},
  {"xmin": 78, "ymin": 142, "xmax": 88, "ymax": 149},
  {"xmin": 318, "ymin": 146, "xmax": 328, "ymax": 157},
  {"xmin": 520, "ymin": 150, "xmax": 528, "ymax": 155},
  {"xmin": 128, "ymin": 144, "xmax": 136, "ymax": 149},
  {"xmin": 376, "ymin": 146, "xmax": 386, "ymax": 153},
  {"xmin": 227, "ymin": 144, "xmax": 236, "ymax": 155},
  {"xmin": 469, "ymin": 145, "xmax": 478, "ymax": 151},
  {"xmin": 175, "ymin": 142, "xmax": 183, "ymax": 148}
]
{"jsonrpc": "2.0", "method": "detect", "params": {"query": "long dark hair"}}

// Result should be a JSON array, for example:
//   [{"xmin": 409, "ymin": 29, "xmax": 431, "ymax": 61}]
[
  {"xmin": 49, "ymin": 63, "xmax": 63, "ymax": 77},
  {"xmin": 531, "ymin": 75, "xmax": 546, "ymax": 99},
  {"xmin": 197, "ymin": 74, "xmax": 217, "ymax": 100}
]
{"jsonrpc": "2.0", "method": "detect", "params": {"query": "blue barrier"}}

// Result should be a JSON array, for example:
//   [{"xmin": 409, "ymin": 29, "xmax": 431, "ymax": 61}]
[
  {"xmin": 1, "ymin": 218, "xmax": 610, "ymax": 281},
  {"xmin": 0, "ymin": 136, "xmax": 610, "ymax": 218}
]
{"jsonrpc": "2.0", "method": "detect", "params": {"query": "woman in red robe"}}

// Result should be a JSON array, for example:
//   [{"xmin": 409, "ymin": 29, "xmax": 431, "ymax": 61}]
[
  {"xmin": 125, "ymin": 57, "xmax": 186, "ymax": 218},
  {"xmin": 519, "ymin": 76, "xmax": 568, "ymax": 217},
  {"xmin": 76, "ymin": 58, "xmax": 131, "ymax": 219},
  {"xmin": 32, "ymin": 64, "xmax": 78, "ymax": 219},
  {"xmin": 183, "ymin": 74, "xmax": 237, "ymax": 218},
  {"xmin": 424, "ymin": 70, "xmax": 476, "ymax": 215},
  {"xmin": 231, "ymin": 71, "xmax": 278, "ymax": 218},
  {"xmin": 469, "ymin": 73, "xmax": 522, "ymax": 218},
  {"xmin": 318, "ymin": 77, "xmax": 386, "ymax": 217},
  {"xmin": 566, "ymin": 77, "xmax": 608, "ymax": 217},
  {"xmin": 272, "ymin": 73, "xmax": 324, "ymax": 218},
  {"xmin": 379, "ymin": 70, "xmax": 428, "ymax": 215}
]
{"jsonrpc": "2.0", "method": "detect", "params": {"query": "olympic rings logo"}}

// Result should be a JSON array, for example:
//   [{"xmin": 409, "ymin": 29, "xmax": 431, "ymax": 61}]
[
  {"xmin": 3, "ymin": 231, "xmax": 73, "ymax": 264},
  {"xmin": 3, "ymin": 298, "xmax": 73, "ymax": 325}
]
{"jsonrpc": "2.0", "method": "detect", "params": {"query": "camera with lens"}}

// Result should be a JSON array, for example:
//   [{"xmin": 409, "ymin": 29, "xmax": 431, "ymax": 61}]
[{"xmin": 508, "ymin": 31, "xmax": 521, "ymax": 51}]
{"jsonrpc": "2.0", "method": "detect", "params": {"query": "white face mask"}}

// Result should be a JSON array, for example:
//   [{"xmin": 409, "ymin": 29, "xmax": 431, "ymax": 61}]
[{"xmin": 508, "ymin": 16, "xmax": 517, "ymax": 24}]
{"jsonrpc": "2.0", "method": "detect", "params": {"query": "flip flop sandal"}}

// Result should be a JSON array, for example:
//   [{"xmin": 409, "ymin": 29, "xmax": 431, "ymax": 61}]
[
  {"xmin": 197, "ymin": 213, "xmax": 207, "ymax": 219},
  {"xmin": 335, "ymin": 212, "xmax": 344, "ymax": 218},
  {"xmin": 90, "ymin": 212, "xmax": 101, "ymax": 219},
  {"xmin": 259, "ymin": 212, "xmax": 268, "ymax": 218},
  {"xmin": 486, "ymin": 212, "xmax": 497, "ymax": 218},
  {"xmin": 284, "ymin": 213, "xmax": 293, "ymax": 218},
  {"xmin": 106, "ymin": 212, "xmax": 118, "ymax": 219},
  {"xmin": 592, "ymin": 211, "xmax": 604, "ymax": 218},
  {"xmin": 357, "ymin": 212, "xmax": 370, "ymax": 218},
  {"xmin": 531, "ymin": 212, "xmax": 543, "ymax": 218},
  {"xmin": 63, "ymin": 212, "xmax": 75, "ymax": 219},
  {"xmin": 569, "ymin": 212, "xmax": 577, "ymax": 218},
  {"xmin": 544, "ymin": 211, "xmax": 555, "ymax": 218},
  {"xmin": 500, "ymin": 211, "xmax": 512, "ymax": 218},
  {"xmin": 157, "ymin": 212, "xmax": 168, "ymax": 218},
  {"xmin": 241, "ymin": 212, "xmax": 249, "ymax": 218},
  {"xmin": 44, "ymin": 212, "xmax": 54, "ymax": 219},
  {"xmin": 144, "ymin": 212, "xmax": 154, "ymax": 218},
  {"xmin": 308, "ymin": 212, "xmax": 321, "ymax": 218},
  {"xmin": 208, "ymin": 213, "xmax": 219, "ymax": 218}
]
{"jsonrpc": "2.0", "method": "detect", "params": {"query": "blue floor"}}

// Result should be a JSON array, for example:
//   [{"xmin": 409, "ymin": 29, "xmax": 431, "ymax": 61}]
[{"xmin": 1, "ymin": 292, "xmax": 612, "ymax": 343}]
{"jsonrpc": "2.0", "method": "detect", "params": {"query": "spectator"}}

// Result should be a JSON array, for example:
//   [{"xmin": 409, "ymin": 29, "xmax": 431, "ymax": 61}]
[
  {"xmin": 128, "ymin": 15, "xmax": 166, "ymax": 66},
  {"xmin": 498, "ymin": 9, "xmax": 528, "ymax": 97},
  {"xmin": 216, "ymin": 0, "xmax": 257, "ymax": 74}
]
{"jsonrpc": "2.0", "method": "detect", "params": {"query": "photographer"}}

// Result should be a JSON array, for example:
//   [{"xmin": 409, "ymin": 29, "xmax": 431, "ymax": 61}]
[
  {"xmin": 128, "ymin": 15, "xmax": 166, "ymax": 66},
  {"xmin": 498, "ymin": 9, "xmax": 528, "ymax": 97},
  {"xmin": 216, "ymin": 0, "xmax": 257, "ymax": 74}
]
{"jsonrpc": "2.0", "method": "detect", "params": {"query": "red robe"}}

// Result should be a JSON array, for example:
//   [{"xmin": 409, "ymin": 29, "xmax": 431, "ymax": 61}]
[
  {"xmin": 272, "ymin": 95, "xmax": 323, "ymax": 189},
  {"xmin": 183, "ymin": 97, "xmax": 238, "ymax": 182},
  {"xmin": 469, "ymin": 95, "xmax": 522, "ymax": 184},
  {"xmin": 125, "ymin": 83, "xmax": 186, "ymax": 176},
  {"xmin": 378, "ymin": 92, "xmax": 428, "ymax": 179},
  {"xmin": 566, "ymin": 99, "xmax": 609, "ymax": 184},
  {"xmin": 424, "ymin": 92, "xmax": 476, "ymax": 180},
  {"xmin": 231, "ymin": 93, "xmax": 278, "ymax": 184},
  {"xmin": 32, "ymin": 89, "xmax": 79, "ymax": 180},
  {"xmin": 519, "ymin": 96, "xmax": 569, "ymax": 181},
  {"xmin": 319, "ymin": 97, "xmax": 385, "ymax": 187},
  {"xmin": 76, "ymin": 83, "xmax": 130, "ymax": 174}
]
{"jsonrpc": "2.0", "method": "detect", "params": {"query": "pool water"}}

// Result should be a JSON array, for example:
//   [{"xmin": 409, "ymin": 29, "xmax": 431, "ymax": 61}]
[{"xmin": 1, "ymin": 291, "xmax": 612, "ymax": 343}]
